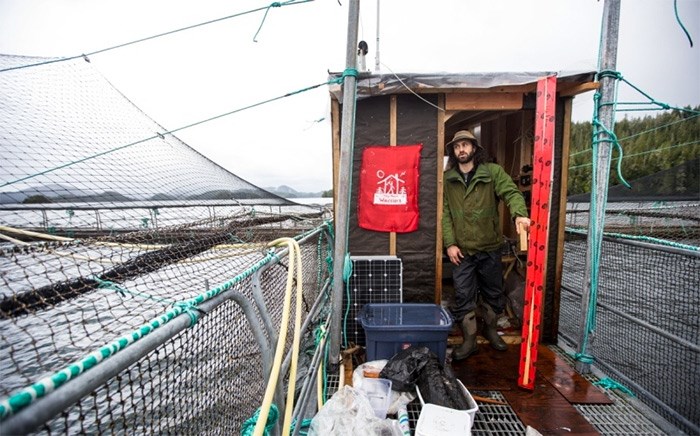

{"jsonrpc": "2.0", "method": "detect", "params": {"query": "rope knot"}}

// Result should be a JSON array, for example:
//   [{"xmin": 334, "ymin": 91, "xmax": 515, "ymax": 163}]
[
  {"xmin": 342, "ymin": 68, "xmax": 359, "ymax": 78},
  {"xmin": 92, "ymin": 276, "xmax": 128, "ymax": 297},
  {"xmin": 597, "ymin": 69, "xmax": 622, "ymax": 80},
  {"xmin": 574, "ymin": 352, "xmax": 595, "ymax": 364},
  {"xmin": 240, "ymin": 403, "xmax": 279, "ymax": 436},
  {"xmin": 594, "ymin": 377, "xmax": 636, "ymax": 397},
  {"xmin": 173, "ymin": 301, "xmax": 203, "ymax": 327}
]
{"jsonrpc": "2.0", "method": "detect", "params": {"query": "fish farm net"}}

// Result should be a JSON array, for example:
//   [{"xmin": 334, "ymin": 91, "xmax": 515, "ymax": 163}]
[
  {"xmin": 561, "ymin": 201, "xmax": 699, "ymax": 434},
  {"xmin": 1, "ymin": 54, "xmax": 333, "ymax": 433}
]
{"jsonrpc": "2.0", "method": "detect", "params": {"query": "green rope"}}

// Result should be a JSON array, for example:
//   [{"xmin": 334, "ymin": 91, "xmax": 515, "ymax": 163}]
[
  {"xmin": 93, "ymin": 276, "xmax": 177, "ymax": 305},
  {"xmin": 569, "ymin": 139, "xmax": 700, "ymax": 170},
  {"xmin": 594, "ymin": 378, "xmax": 636, "ymax": 397},
  {"xmin": 574, "ymin": 352, "xmax": 595, "ymax": 364},
  {"xmin": 673, "ymin": 0, "xmax": 694, "ymax": 47},
  {"xmin": 0, "ymin": 247, "xmax": 283, "ymax": 421},
  {"xmin": 172, "ymin": 301, "xmax": 203, "ymax": 327},
  {"xmin": 603, "ymin": 71, "xmax": 700, "ymax": 116},
  {"xmin": 569, "ymin": 105, "xmax": 700, "ymax": 161},
  {"xmin": 591, "ymin": 78, "xmax": 631, "ymax": 189},
  {"xmin": 290, "ymin": 417, "xmax": 313, "ymax": 435},
  {"xmin": 579, "ymin": 83, "xmax": 616, "ymax": 359},
  {"xmin": 94, "ymin": 277, "xmax": 203, "ymax": 326},
  {"xmin": 329, "ymin": 68, "xmax": 360, "ymax": 85},
  {"xmin": 565, "ymin": 227, "xmax": 700, "ymax": 252},
  {"xmin": 93, "ymin": 277, "xmax": 130, "ymax": 297},
  {"xmin": 0, "ymin": 1, "xmax": 315, "ymax": 74},
  {"xmin": 342, "ymin": 68, "xmax": 359, "ymax": 78},
  {"xmin": 314, "ymin": 323, "xmax": 329, "ymax": 405},
  {"xmin": 253, "ymin": 2, "xmax": 283, "ymax": 42},
  {"xmin": 342, "ymin": 253, "xmax": 353, "ymax": 348},
  {"xmin": 2, "ymin": 79, "xmax": 340, "ymax": 189},
  {"xmin": 240, "ymin": 403, "xmax": 279, "ymax": 436}
]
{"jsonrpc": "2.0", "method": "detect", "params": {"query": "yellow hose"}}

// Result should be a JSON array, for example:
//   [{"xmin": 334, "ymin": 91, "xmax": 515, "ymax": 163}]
[
  {"xmin": 338, "ymin": 353, "xmax": 345, "ymax": 391},
  {"xmin": 282, "ymin": 238, "xmax": 304, "ymax": 434},
  {"xmin": 317, "ymin": 327, "xmax": 329, "ymax": 411},
  {"xmin": 252, "ymin": 237, "xmax": 304, "ymax": 436},
  {"xmin": 0, "ymin": 225, "xmax": 73, "ymax": 241}
]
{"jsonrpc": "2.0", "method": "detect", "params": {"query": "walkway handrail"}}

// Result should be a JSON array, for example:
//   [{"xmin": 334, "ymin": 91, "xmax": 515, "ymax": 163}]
[{"xmin": 0, "ymin": 223, "xmax": 331, "ymax": 434}]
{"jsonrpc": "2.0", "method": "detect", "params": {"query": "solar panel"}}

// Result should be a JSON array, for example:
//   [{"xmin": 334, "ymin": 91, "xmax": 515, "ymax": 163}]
[{"xmin": 343, "ymin": 255, "xmax": 403, "ymax": 347}]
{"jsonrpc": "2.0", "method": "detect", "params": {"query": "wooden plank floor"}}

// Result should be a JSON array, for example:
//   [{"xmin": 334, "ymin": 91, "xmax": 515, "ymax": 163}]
[{"xmin": 451, "ymin": 341, "xmax": 609, "ymax": 435}]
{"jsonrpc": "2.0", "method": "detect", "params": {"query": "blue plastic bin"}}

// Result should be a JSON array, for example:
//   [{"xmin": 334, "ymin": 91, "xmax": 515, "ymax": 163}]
[{"xmin": 359, "ymin": 303, "xmax": 453, "ymax": 364}]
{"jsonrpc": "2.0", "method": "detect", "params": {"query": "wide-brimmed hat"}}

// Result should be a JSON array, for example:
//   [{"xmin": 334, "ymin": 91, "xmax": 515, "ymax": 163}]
[{"xmin": 446, "ymin": 130, "xmax": 481, "ymax": 149}]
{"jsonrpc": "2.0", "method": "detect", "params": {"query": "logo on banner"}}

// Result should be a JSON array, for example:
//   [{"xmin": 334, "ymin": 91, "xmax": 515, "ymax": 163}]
[
  {"xmin": 374, "ymin": 170, "xmax": 407, "ymax": 205},
  {"xmin": 358, "ymin": 144, "xmax": 422, "ymax": 233}
]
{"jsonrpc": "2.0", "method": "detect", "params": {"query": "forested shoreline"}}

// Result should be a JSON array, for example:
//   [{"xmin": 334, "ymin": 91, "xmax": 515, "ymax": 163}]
[{"xmin": 568, "ymin": 106, "xmax": 700, "ymax": 195}]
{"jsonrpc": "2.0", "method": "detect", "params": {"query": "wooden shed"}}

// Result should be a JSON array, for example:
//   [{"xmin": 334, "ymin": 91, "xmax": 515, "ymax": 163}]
[{"xmin": 329, "ymin": 71, "xmax": 596, "ymax": 342}]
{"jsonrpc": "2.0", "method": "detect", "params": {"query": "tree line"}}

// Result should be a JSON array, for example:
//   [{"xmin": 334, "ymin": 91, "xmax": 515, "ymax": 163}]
[{"xmin": 567, "ymin": 106, "xmax": 700, "ymax": 195}]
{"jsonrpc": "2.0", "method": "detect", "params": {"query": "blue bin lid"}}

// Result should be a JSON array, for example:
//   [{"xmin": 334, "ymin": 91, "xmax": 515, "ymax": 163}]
[{"xmin": 359, "ymin": 303, "xmax": 452, "ymax": 329}]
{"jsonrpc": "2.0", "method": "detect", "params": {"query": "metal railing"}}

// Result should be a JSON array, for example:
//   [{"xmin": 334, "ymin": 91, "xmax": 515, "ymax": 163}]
[
  {"xmin": 0, "ymin": 223, "xmax": 333, "ymax": 435},
  {"xmin": 560, "ymin": 227, "xmax": 699, "ymax": 435}
]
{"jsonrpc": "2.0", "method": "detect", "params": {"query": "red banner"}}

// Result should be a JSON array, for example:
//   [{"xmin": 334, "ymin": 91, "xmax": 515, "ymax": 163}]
[{"xmin": 358, "ymin": 144, "xmax": 422, "ymax": 233}]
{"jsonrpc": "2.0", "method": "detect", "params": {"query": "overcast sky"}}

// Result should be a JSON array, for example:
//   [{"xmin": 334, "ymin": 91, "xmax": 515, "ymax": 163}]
[{"xmin": 0, "ymin": 0, "xmax": 698, "ymax": 193}]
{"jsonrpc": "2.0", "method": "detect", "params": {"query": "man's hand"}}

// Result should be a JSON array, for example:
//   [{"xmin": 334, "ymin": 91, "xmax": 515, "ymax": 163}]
[
  {"xmin": 447, "ymin": 245, "xmax": 464, "ymax": 265},
  {"xmin": 515, "ymin": 217, "xmax": 531, "ymax": 234}
]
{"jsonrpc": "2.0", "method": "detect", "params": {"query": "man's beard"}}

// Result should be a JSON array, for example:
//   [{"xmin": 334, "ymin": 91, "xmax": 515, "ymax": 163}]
[{"xmin": 456, "ymin": 150, "xmax": 475, "ymax": 164}]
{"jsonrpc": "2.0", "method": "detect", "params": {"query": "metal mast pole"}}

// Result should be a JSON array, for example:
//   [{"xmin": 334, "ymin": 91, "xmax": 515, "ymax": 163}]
[
  {"xmin": 375, "ymin": 0, "xmax": 380, "ymax": 72},
  {"xmin": 576, "ymin": 0, "xmax": 621, "ymax": 374},
  {"xmin": 329, "ymin": 0, "xmax": 360, "ymax": 369}
]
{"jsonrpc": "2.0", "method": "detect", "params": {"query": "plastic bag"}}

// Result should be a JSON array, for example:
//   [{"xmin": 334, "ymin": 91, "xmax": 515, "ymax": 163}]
[
  {"xmin": 352, "ymin": 360, "xmax": 389, "ymax": 391},
  {"xmin": 378, "ymin": 346, "xmax": 434, "ymax": 392},
  {"xmin": 415, "ymin": 358, "xmax": 470, "ymax": 410},
  {"xmin": 308, "ymin": 386, "xmax": 402, "ymax": 436},
  {"xmin": 352, "ymin": 360, "xmax": 415, "ymax": 415}
]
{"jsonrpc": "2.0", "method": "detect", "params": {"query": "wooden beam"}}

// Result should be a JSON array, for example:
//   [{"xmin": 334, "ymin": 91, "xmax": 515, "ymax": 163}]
[
  {"xmin": 520, "ymin": 111, "xmax": 534, "ymax": 173},
  {"xmin": 552, "ymin": 98, "xmax": 574, "ymax": 340},
  {"xmin": 446, "ymin": 92, "xmax": 523, "ymax": 111},
  {"xmin": 537, "ymin": 347, "xmax": 613, "ymax": 404},
  {"xmin": 435, "ymin": 94, "xmax": 446, "ymax": 305},
  {"xmin": 409, "ymin": 84, "xmax": 538, "ymax": 95},
  {"xmin": 389, "ymin": 95, "xmax": 397, "ymax": 256},
  {"xmin": 558, "ymin": 82, "xmax": 599, "ymax": 97}
]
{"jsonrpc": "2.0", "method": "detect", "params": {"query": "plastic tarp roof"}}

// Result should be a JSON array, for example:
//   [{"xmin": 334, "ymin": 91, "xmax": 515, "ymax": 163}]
[{"xmin": 328, "ymin": 70, "xmax": 597, "ymax": 100}]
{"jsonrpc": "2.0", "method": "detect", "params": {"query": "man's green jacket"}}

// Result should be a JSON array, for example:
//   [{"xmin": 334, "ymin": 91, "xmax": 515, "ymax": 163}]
[{"xmin": 442, "ymin": 163, "xmax": 528, "ymax": 256}]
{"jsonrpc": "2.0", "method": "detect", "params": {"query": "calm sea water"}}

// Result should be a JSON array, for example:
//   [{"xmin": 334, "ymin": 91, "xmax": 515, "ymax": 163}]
[{"xmin": 289, "ymin": 197, "xmax": 333, "ymax": 206}]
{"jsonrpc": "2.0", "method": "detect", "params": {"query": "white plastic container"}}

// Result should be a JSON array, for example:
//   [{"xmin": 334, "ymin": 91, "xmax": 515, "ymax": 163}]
[
  {"xmin": 415, "ymin": 379, "xmax": 479, "ymax": 436},
  {"xmin": 357, "ymin": 377, "xmax": 393, "ymax": 419}
]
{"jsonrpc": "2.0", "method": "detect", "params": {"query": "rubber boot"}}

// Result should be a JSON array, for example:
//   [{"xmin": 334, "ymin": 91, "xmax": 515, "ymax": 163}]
[
  {"xmin": 482, "ymin": 303, "xmax": 508, "ymax": 351},
  {"xmin": 452, "ymin": 311, "xmax": 478, "ymax": 361}
]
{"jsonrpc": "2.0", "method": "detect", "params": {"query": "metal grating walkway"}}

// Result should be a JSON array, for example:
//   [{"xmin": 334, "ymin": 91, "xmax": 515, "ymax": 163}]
[{"xmin": 324, "ymin": 345, "xmax": 676, "ymax": 435}]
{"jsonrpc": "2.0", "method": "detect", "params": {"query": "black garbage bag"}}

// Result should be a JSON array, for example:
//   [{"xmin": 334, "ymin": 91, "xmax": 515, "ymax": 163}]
[
  {"xmin": 378, "ymin": 346, "xmax": 434, "ymax": 392},
  {"xmin": 415, "ymin": 358, "xmax": 470, "ymax": 410}
]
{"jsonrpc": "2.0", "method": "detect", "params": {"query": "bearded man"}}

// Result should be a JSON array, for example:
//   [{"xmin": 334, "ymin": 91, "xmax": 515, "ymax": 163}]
[{"xmin": 442, "ymin": 130, "xmax": 531, "ymax": 360}]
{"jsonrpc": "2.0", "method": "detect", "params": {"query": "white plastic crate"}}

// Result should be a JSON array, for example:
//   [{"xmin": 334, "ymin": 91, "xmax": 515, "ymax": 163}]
[{"xmin": 415, "ymin": 379, "xmax": 478, "ymax": 436}]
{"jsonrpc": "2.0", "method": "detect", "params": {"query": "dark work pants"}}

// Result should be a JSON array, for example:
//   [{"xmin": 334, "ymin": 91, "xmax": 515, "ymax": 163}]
[{"xmin": 451, "ymin": 250, "xmax": 505, "ymax": 321}]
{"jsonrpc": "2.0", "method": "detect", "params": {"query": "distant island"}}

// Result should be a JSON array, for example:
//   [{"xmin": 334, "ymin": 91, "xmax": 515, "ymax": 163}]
[
  {"xmin": 264, "ymin": 185, "xmax": 332, "ymax": 198},
  {"xmin": 2, "ymin": 185, "xmax": 333, "ymax": 205}
]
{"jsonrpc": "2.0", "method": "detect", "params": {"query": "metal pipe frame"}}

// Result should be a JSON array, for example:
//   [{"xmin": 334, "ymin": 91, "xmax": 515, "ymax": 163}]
[
  {"xmin": 0, "ymin": 225, "xmax": 331, "ymax": 435},
  {"xmin": 290, "ymin": 316, "xmax": 332, "ymax": 436},
  {"xmin": 562, "ymin": 284, "xmax": 699, "ymax": 352}
]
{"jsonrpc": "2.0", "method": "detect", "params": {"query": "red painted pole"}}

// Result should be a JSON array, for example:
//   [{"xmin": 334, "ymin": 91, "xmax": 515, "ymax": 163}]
[{"xmin": 518, "ymin": 75, "xmax": 557, "ymax": 390}]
